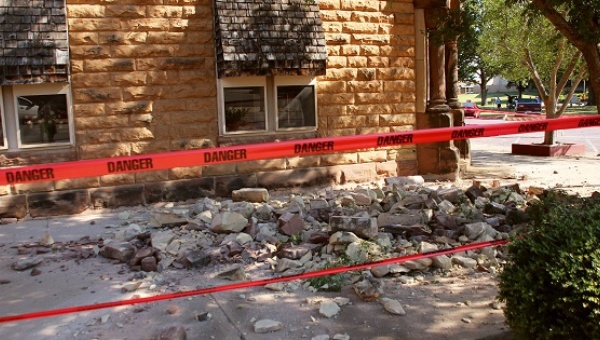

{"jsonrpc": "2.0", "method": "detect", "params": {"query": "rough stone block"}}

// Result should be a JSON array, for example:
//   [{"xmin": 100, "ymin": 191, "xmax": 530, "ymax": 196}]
[
  {"xmin": 329, "ymin": 216, "xmax": 378, "ymax": 239},
  {"xmin": 28, "ymin": 190, "xmax": 89, "ymax": 217},
  {"xmin": 278, "ymin": 212, "xmax": 304, "ymax": 236},
  {"xmin": 90, "ymin": 184, "xmax": 144, "ymax": 208},
  {"xmin": 232, "ymin": 188, "xmax": 269, "ymax": 203},
  {"xmin": 162, "ymin": 178, "xmax": 214, "ymax": 202},
  {"xmin": 215, "ymin": 174, "xmax": 257, "ymax": 197},
  {"xmin": 0, "ymin": 195, "xmax": 28, "ymax": 219},
  {"xmin": 341, "ymin": 163, "xmax": 378, "ymax": 183},
  {"xmin": 257, "ymin": 167, "xmax": 342, "ymax": 189}
]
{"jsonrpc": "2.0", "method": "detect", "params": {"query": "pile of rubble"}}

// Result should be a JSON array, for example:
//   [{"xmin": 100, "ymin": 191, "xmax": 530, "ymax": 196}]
[
  {"xmin": 7, "ymin": 175, "xmax": 554, "ymax": 338},
  {"xmin": 14, "ymin": 176, "xmax": 536, "ymax": 294}
]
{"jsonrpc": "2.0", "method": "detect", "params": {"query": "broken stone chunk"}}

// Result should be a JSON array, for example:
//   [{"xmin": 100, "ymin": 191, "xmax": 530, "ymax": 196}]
[
  {"xmin": 11, "ymin": 257, "xmax": 43, "ymax": 271},
  {"xmin": 148, "ymin": 212, "xmax": 188, "ymax": 228},
  {"xmin": 353, "ymin": 273, "xmax": 384, "ymax": 301},
  {"xmin": 217, "ymin": 265, "xmax": 246, "ymax": 281},
  {"xmin": 329, "ymin": 216, "xmax": 378, "ymax": 239},
  {"xmin": 141, "ymin": 256, "xmax": 158, "ymax": 272},
  {"xmin": 157, "ymin": 325, "xmax": 187, "ymax": 340},
  {"xmin": 277, "ymin": 212, "xmax": 304, "ymax": 236},
  {"xmin": 232, "ymin": 188, "xmax": 269, "ymax": 203},
  {"xmin": 181, "ymin": 249, "xmax": 211, "ymax": 269},
  {"xmin": 380, "ymin": 297, "xmax": 406, "ymax": 315},
  {"xmin": 319, "ymin": 300, "xmax": 341, "ymax": 318},
  {"xmin": 100, "ymin": 241, "xmax": 137, "ymax": 262},
  {"xmin": 211, "ymin": 212, "xmax": 248, "ymax": 233},
  {"xmin": 254, "ymin": 319, "xmax": 283, "ymax": 333}
]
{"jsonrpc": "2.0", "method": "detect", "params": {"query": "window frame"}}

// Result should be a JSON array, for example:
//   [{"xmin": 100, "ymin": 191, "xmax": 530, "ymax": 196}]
[
  {"xmin": 274, "ymin": 76, "xmax": 317, "ymax": 131},
  {"xmin": 219, "ymin": 76, "xmax": 268, "ymax": 135},
  {"xmin": 218, "ymin": 75, "xmax": 318, "ymax": 136},
  {"xmin": 11, "ymin": 83, "xmax": 74, "ymax": 150}
]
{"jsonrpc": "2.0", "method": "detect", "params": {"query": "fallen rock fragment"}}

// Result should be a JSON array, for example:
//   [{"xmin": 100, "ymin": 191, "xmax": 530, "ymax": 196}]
[
  {"xmin": 353, "ymin": 273, "xmax": 384, "ymax": 301},
  {"xmin": 12, "ymin": 257, "xmax": 43, "ymax": 271},
  {"xmin": 253, "ymin": 319, "xmax": 283, "ymax": 333},
  {"xmin": 39, "ymin": 233, "xmax": 54, "ymax": 246},
  {"xmin": 217, "ymin": 265, "xmax": 246, "ymax": 281},
  {"xmin": 278, "ymin": 212, "xmax": 304, "ymax": 236},
  {"xmin": 210, "ymin": 212, "xmax": 248, "ymax": 233},
  {"xmin": 232, "ymin": 188, "xmax": 269, "ymax": 203},
  {"xmin": 100, "ymin": 241, "xmax": 136, "ymax": 262},
  {"xmin": 380, "ymin": 297, "xmax": 406, "ymax": 315},
  {"xmin": 158, "ymin": 325, "xmax": 187, "ymax": 340},
  {"xmin": 319, "ymin": 300, "xmax": 341, "ymax": 318}
]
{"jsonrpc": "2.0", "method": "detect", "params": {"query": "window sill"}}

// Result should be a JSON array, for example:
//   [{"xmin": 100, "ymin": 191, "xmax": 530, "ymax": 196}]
[
  {"xmin": 218, "ymin": 131, "xmax": 318, "ymax": 147},
  {"xmin": 0, "ymin": 146, "xmax": 79, "ymax": 167}
]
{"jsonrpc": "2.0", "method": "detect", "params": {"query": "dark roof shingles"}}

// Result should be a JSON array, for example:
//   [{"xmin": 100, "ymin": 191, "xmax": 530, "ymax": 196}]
[{"xmin": 215, "ymin": 0, "xmax": 327, "ymax": 78}]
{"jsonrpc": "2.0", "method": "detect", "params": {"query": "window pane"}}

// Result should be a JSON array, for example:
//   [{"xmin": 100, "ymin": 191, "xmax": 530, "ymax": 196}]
[
  {"xmin": 224, "ymin": 87, "xmax": 266, "ymax": 132},
  {"xmin": 18, "ymin": 94, "xmax": 71, "ymax": 145},
  {"xmin": 277, "ymin": 85, "xmax": 316, "ymax": 129}
]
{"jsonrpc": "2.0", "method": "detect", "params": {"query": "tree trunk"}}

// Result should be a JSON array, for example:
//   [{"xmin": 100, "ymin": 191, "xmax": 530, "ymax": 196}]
[
  {"xmin": 588, "ymin": 82, "xmax": 596, "ymax": 106},
  {"xmin": 479, "ymin": 70, "xmax": 489, "ymax": 106},
  {"xmin": 580, "ymin": 48, "xmax": 600, "ymax": 114},
  {"xmin": 542, "ymin": 130, "xmax": 556, "ymax": 145}
]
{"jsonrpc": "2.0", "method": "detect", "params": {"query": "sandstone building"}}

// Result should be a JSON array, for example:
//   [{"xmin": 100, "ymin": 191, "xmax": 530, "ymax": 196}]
[{"xmin": 0, "ymin": 0, "xmax": 466, "ymax": 217}]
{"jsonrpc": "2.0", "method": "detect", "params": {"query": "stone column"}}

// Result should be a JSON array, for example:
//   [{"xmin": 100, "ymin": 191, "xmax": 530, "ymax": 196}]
[
  {"xmin": 446, "ymin": 0, "xmax": 470, "ymax": 163},
  {"xmin": 416, "ymin": 4, "xmax": 459, "ymax": 181},
  {"xmin": 426, "ymin": 7, "xmax": 450, "ymax": 114}
]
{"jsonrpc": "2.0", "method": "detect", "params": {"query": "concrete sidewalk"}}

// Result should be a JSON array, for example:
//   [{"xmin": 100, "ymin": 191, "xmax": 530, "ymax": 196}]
[
  {"xmin": 0, "ymin": 211, "xmax": 508, "ymax": 340},
  {"xmin": 2, "ymin": 143, "xmax": 598, "ymax": 339}
]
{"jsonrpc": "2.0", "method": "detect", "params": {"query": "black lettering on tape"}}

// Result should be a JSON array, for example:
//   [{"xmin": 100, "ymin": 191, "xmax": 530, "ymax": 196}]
[
  {"xmin": 5, "ymin": 168, "xmax": 55, "ymax": 184},
  {"xmin": 107, "ymin": 158, "xmax": 154, "ymax": 173},
  {"xmin": 293, "ymin": 141, "xmax": 334, "ymax": 154},
  {"xmin": 451, "ymin": 128, "xmax": 485, "ymax": 139},
  {"xmin": 204, "ymin": 149, "xmax": 248, "ymax": 163},
  {"xmin": 578, "ymin": 118, "xmax": 600, "ymax": 127},
  {"xmin": 376, "ymin": 134, "xmax": 414, "ymax": 146},
  {"xmin": 518, "ymin": 123, "xmax": 548, "ymax": 133}
]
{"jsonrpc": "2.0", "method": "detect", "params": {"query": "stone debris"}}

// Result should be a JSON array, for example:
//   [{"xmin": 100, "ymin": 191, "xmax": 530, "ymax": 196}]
[
  {"xmin": 217, "ymin": 265, "xmax": 246, "ymax": 281},
  {"xmin": 11, "ymin": 257, "xmax": 43, "ymax": 271},
  {"xmin": 253, "ymin": 319, "xmax": 283, "ymax": 333},
  {"xmin": 39, "ymin": 232, "xmax": 54, "ymax": 246},
  {"xmin": 380, "ymin": 297, "xmax": 406, "ymax": 315},
  {"xmin": 8, "ymin": 176, "xmax": 553, "ymax": 334},
  {"xmin": 353, "ymin": 272, "xmax": 384, "ymax": 301},
  {"xmin": 312, "ymin": 335, "xmax": 330, "ymax": 340},
  {"xmin": 319, "ymin": 300, "xmax": 341, "ymax": 318},
  {"xmin": 157, "ymin": 325, "xmax": 187, "ymax": 340}
]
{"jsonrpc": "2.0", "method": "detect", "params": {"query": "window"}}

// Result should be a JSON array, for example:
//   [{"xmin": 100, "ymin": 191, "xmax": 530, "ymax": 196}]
[
  {"xmin": 0, "ymin": 83, "xmax": 73, "ymax": 150},
  {"xmin": 219, "ymin": 76, "xmax": 317, "ymax": 135}
]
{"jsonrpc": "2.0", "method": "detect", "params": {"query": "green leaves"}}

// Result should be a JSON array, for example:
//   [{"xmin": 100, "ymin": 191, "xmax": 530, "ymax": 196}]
[{"xmin": 499, "ymin": 191, "xmax": 600, "ymax": 337}]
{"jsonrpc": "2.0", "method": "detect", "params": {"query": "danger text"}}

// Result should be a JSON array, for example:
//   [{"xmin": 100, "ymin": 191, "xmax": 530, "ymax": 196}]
[
  {"xmin": 6, "ymin": 168, "xmax": 55, "ymax": 184},
  {"xmin": 204, "ymin": 149, "xmax": 247, "ymax": 163},
  {"xmin": 377, "ymin": 134, "xmax": 414, "ymax": 146},
  {"xmin": 451, "ymin": 128, "xmax": 485, "ymax": 139},
  {"xmin": 294, "ymin": 141, "xmax": 334, "ymax": 154},
  {"xmin": 107, "ymin": 158, "xmax": 154, "ymax": 173}
]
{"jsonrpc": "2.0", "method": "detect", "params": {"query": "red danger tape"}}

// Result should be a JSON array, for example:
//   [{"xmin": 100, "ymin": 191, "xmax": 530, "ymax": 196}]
[
  {"xmin": 0, "ymin": 239, "xmax": 508, "ymax": 323},
  {"xmin": 1, "ymin": 116, "xmax": 599, "ymax": 186}
]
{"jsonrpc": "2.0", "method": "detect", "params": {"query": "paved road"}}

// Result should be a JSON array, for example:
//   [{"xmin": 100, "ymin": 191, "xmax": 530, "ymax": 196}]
[{"xmin": 465, "ymin": 117, "xmax": 600, "ymax": 155}]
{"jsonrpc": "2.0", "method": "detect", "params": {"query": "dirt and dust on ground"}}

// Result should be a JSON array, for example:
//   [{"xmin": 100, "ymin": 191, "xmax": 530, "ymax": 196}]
[{"xmin": 0, "ymin": 138, "xmax": 598, "ymax": 340}]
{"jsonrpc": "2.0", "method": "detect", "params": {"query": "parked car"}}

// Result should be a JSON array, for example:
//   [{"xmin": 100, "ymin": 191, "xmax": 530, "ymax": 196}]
[
  {"xmin": 515, "ymin": 98, "xmax": 543, "ymax": 113},
  {"xmin": 461, "ymin": 102, "xmax": 480, "ymax": 118},
  {"xmin": 17, "ymin": 96, "xmax": 39, "ymax": 124}
]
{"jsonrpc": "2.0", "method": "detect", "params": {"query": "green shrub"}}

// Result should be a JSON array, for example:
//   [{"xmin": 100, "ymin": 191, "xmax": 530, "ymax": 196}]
[{"xmin": 499, "ymin": 191, "xmax": 600, "ymax": 338}]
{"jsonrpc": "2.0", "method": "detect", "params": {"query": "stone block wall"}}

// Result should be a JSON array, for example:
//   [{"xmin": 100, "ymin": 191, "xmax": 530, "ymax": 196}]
[
  {"xmin": 0, "ymin": 0, "xmax": 419, "ymax": 217},
  {"xmin": 316, "ymin": 0, "xmax": 417, "ymax": 171}
]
